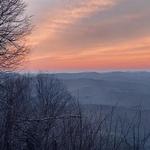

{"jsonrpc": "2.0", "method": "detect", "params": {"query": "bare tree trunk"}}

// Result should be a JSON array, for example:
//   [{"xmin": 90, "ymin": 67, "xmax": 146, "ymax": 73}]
[
  {"xmin": 51, "ymin": 139, "xmax": 58, "ymax": 150},
  {"xmin": 4, "ymin": 99, "xmax": 14, "ymax": 150}
]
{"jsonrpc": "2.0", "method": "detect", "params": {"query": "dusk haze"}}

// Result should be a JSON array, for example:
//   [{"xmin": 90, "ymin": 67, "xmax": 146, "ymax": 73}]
[
  {"xmin": 0, "ymin": 0, "xmax": 150, "ymax": 150},
  {"xmin": 24, "ymin": 0, "xmax": 150, "ymax": 72}
]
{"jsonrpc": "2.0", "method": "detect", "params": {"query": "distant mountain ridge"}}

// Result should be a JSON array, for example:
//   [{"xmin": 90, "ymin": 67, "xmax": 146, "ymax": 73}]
[
  {"xmin": 2, "ymin": 71, "xmax": 150, "ymax": 109},
  {"xmin": 54, "ymin": 72, "xmax": 150, "ymax": 109},
  {"xmin": 55, "ymin": 71, "xmax": 150, "ymax": 80}
]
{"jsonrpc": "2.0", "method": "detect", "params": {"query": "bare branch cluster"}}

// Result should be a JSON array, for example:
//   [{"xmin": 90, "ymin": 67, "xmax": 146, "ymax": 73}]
[
  {"xmin": 0, "ymin": 0, "xmax": 31, "ymax": 71},
  {"xmin": 0, "ymin": 73, "xmax": 149, "ymax": 150}
]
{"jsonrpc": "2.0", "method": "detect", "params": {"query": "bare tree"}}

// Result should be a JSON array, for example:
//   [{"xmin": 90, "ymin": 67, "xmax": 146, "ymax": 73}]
[
  {"xmin": 0, "ymin": 73, "xmax": 150, "ymax": 150},
  {"xmin": 0, "ymin": 74, "xmax": 31, "ymax": 150},
  {"xmin": 0, "ymin": 0, "xmax": 31, "ymax": 71}
]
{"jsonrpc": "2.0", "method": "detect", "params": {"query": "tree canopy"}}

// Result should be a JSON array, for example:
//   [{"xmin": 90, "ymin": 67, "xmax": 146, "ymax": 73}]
[{"xmin": 0, "ymin": 0, "xmax": 31, "ymax": 71}]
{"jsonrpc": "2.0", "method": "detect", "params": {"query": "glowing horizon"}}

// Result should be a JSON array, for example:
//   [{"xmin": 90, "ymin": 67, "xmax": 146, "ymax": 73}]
[{"xmin": 23, "ymin": 0, "xmax": 150, "ymax": 72}]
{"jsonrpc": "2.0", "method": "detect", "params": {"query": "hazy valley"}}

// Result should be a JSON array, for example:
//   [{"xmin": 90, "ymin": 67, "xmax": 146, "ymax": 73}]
[{"xmin": 56, "ymin": 72, "xmax": 150, "ymax": 109}]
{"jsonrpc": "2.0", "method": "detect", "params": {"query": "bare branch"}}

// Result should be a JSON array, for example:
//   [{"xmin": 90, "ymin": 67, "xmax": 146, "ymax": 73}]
[{"xmin": 0, "ymin": 0, "xmax": 31, "ymax": 71}]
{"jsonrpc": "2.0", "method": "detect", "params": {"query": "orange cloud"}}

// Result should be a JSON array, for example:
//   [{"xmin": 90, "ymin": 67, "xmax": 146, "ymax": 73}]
[
  {"xmin": 23, "ymin": 36, "xmax": 150, "ymax": 71},
  {"xmin": 24, "ymin": 0, "xmax": 150, "ymax": 72},
  {"xmin": 28, "ymin": 0, "xmax": 117, "ymax": 46}
]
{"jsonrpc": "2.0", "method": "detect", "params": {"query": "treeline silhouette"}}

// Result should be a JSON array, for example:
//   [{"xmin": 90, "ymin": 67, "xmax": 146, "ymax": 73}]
[{"xmin": 0, "ymin": 73, "xmax": 149, "ymax": 150}]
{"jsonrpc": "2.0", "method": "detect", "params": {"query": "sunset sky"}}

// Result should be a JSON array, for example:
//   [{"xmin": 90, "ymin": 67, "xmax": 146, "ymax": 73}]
[{"xmin": 24, "ymin": 0, "xmax": 150, "ymax": 72}]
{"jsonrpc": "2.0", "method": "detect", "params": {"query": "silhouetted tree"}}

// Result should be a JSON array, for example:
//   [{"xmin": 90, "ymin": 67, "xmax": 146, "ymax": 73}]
[
  {"xmin": 0, "ymin": 0, "xmax": 31, "ymax": 71},
  {"xmin": 0, "ymin": 74, "xmax": 149, "ymax": 150},
  {"xmin": 0, "ymin": 74, "xmax": 31, "ymax": 150}
]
